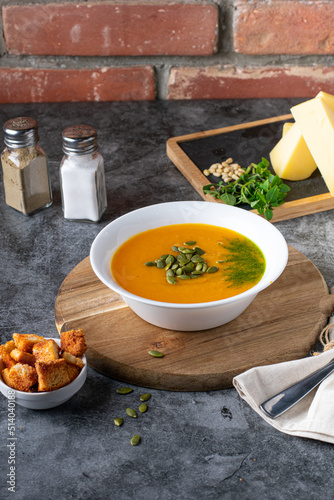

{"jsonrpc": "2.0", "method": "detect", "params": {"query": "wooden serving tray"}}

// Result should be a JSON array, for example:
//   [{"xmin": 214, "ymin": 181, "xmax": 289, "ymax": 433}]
[
  {"xmin": 55, "ymin": 246, "xmax": 333, "ymax": 391},
  {"xmin": 166, "ymin": 115, "xmax": 334, "ymax": 222}
]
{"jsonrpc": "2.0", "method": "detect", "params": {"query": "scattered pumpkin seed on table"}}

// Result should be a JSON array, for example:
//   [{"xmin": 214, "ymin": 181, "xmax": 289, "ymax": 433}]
[
  {"xmin": 126, "ymin": 407, "xmax": 138, "ymax": 418},
  {"xmin": 116, "ymin": 387, "xmax": 133, "ymax": 394},
  {"xmin": 148, "ymin": 350, "xmax": 164, "ymax": 358},
  {"xmin": 140, "ymin": 393, "xmax": 151, "ymax": 402},
  {"xmin": 139, "ymin": 403, "xmax": 148, "ymax": 413},
  {"xmin": 131, "ymin": 435, "xmax": 141, "ymax": 446},
  {"xmin": 114, "ymin": 417, "xmax": 123, "ymax": 427}
]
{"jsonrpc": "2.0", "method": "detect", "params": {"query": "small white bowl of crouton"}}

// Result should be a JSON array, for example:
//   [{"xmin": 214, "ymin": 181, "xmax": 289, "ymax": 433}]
[{"xmin": 0, "ymin": 330, "xmax": 87, "ymax": 410}]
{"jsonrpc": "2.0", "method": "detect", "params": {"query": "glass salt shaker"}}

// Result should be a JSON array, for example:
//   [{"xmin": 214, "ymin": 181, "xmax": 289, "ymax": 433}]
[
  {"xmin": 60, "ymin": 125, "xmax": 107, "ymax": 222},
  {"xmin": 1, "ymin": 117, "xmax": 52, "ymax": 215}
]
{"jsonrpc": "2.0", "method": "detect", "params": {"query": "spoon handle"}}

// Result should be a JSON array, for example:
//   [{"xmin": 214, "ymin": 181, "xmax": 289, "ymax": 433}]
[{"xmin": 260, "ymin": 358, "xmax": 334, "ymax": 419}]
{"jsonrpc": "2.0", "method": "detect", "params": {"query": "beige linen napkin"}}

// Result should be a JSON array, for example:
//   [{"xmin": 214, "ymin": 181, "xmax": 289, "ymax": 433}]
[{"xmin": 233, "ymin": 331, "xmax": 334, "ymax": 444}]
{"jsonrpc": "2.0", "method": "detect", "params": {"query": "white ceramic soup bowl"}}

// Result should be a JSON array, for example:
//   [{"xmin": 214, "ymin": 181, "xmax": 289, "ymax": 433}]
[
  {"xmin": 90, "ymin": 201, "xmax": 288, "ymax": 331},
  {"xmin": 0, "ymin": 338, "xmax": 87, "ymax": 410}
]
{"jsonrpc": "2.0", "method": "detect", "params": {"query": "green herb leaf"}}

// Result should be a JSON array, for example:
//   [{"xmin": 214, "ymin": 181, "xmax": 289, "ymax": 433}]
[
  {"xmin": 220, "ymin": 192, "xmax": 237, "ymax": 205},
  {"xmin": 265, "ymin": 208, "xmax": 273, "ymax": 221},
  {"xmin": 203, "ymin": 158, "xmax": 290, "ymax": 221}
]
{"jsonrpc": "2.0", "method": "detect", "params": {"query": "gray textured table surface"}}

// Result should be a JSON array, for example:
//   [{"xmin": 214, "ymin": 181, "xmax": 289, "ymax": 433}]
[{"xmin": 0, "ymin": 99, "xmax": 334, "ymax": 500}]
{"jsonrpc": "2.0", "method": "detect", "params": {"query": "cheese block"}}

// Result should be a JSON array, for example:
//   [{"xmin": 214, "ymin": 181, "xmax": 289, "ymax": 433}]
[
  {"xmin": 282, "ymin": 122, "xmax": 294, "ymax": 136},
  {"xmin": 316, "ymin": 91, "xmax": 334, "ymax": 111},
  {"xmin": 291, "ymin": 96, "xmax": 334, "ymax": 195},
  {"xmin": 269, "ymin": 122, "xmax": 317, "ymax": 181}
]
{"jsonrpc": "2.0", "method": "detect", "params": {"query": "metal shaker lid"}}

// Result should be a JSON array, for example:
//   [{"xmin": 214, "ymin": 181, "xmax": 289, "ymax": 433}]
[
  {"xmin": 62, "ymin": 125, "xmax": 98, "ymax": 155},
  {"xmin": 3, "ymin": 117, "xmax": 39, "ymax": 148}
]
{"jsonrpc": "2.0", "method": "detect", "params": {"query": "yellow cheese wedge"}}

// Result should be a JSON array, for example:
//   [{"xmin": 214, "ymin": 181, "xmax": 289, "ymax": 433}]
[
  {"xmin": 291, "ymin": 96, "xmax": 334, "ymax": 195},
  {"xmin": 316, "ymin": 91, "xmax": 334, "ymax": 112},
  {"xmin": 269, "ymin": 122, "xmax": 317, "ymax": 181},
  {"xmin": 282, "ymin": 122, "xmax": 294, "ymax": 136}
]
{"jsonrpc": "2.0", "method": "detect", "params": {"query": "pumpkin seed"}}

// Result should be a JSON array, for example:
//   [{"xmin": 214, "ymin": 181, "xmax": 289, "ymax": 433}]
[
  {"xmin": 126, "ymin": 407, "xmax": 138, "ymax": 418},
  {"xmin": 177, "ymin": 253, "xmax": 190, "ymax": 264},
  {"xmin": 146, "ymin": 243, "xmax": 219, "ymax": 285},
  {"xmin": 131, "ymin": 434, "xmax": 141, "ymax": 446},
  {"xmin": 116, "ymin": 387, "xmax": 133, "ymax": 394},
  {"xmin": 207, "ymin": 266, "xmax": 219, "ymax": 274},
  {"xmin": 191, "ymin": 254, "xmax": 205, "ymax": 263},
  {"xmin": 194, "ymin": 247, "xmax": 205, "ymax": 255},
  {"xmin": 181, "ymin": 263, "xmax": 195, "ymax": 273},
  {"xmin": 166, "ymin": 275, "xmax": 177, "ymax": 284},
  {"xmin": 148, "ymin": 350, "xmax": 164, "ymax": 357},
  {"xmin": 140, "ymin": 393, "xmax": 151, "ymax": 402},
  {"xmin": 181, "ymin": 248, "xmax": 195, "ymax": 254},
  {"xmin": 114, "ymin": 417, "xmax": 123, "ymax": 426},
  {"xmin": 139, "ymin": 403, "xmax": 148, "ymax": 413}
]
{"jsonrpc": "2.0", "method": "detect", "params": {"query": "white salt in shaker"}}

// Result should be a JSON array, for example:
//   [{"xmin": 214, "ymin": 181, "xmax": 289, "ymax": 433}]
[{"xmin": 60, "ymin": 125, "xmax": 107, "ymax": 222}]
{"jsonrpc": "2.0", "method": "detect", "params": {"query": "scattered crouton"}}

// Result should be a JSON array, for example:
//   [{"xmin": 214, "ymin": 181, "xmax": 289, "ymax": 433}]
[
  {"xmin": 2, "ymin": 363, "xmax": 38, "ymax": 391},
  {"xmin": 35, "ymin": 359, "xmax": 72, "ymax": 392},
  {"xmin": 66, "ymin": 363, "xmax": 81, "ymax": 382},
  {"xmin": 33, "ymin": 339, "xmax": 59, "ymax": 363},
  {"xmin": 62, "ymin": 351, "xmax": 84, "ymax": 369},
  {"xmin": 13, "ymin": 333, "xmax": 45, "ymax": 353},
  {"xmin": 0, "ymin": 346, "xmax": 17, "ymax": 369},
  {"xmin": 61, "ymin": 329, "xmax": 87, "ymax": 357},
  {"xmin": 10, "ymin": 349, "xmax": 36, "ymax": 366}
]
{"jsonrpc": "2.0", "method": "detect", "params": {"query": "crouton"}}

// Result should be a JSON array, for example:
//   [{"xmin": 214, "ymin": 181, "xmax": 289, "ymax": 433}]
[
  {"xmin": 13, "ymin": 333, "xmax": 45, "ymax": 353},
  {"xmin": 33, "ymin": 339, "xmax": 59, "ymax": 363},
  {"xmin": 66, "ymin": 363, "xmax": 81, "ymax": 382},
  {"xmin": 3, "ymin": 340, "xmax": 15, "ymax": 353},
  {"xmin": 0, "ymin": 346, "xmax": 17, "ymax": 369},
  {"xmin": 61, "ymin": 329, "xmax": 87, "ymax": 357},
  {"xmin": 2, "ymin": 363, "xmax": 38, "ymax": 392},
  {"xmin": 35, "ymin": 359, "xmax": 71, "ymax": 392},
  {"xmin": 10, "ymin": 349, "xmax": 36, "ymax": 366},
  {"xmin": 62, "ymin": 351, "xmax": 84, "ymax": 369}
]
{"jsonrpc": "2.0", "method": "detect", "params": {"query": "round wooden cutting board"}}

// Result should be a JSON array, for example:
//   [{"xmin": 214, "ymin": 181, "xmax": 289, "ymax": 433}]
[{"xmin": 55, "ymin": 246, "xmax": 332, "ymax": 391}]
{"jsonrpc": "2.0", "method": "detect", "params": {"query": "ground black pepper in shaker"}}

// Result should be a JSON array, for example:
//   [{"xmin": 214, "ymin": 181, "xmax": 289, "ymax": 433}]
[{"xmin": 1, "ymin": 117, "xmax": 52, "ymax": 215}]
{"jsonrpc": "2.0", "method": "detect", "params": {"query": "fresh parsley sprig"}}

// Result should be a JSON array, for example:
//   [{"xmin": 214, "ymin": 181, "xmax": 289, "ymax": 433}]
[{"xmin": 203, "ymin": 158, "xmax": 290, "ymax": 221}]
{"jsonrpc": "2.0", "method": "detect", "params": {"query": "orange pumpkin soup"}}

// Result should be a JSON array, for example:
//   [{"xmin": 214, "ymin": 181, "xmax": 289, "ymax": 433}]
[{"xmin": 111, "ymin": 223, "xmax": 265, "ymax": 304}]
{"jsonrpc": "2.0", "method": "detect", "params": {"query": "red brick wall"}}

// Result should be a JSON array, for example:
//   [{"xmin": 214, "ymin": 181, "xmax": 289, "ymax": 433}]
[{"xmin": 1, "ymin": 0, "xmax": 334, "ymax": 103}]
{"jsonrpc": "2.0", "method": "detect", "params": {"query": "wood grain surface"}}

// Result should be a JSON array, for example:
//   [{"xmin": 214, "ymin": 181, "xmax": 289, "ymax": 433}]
[
  {"xmin": 55, "ymin": 246, "xmax": 332, "ymax": 391},
  {"xmin": 166, "ymin": 115, "xmax": 334, "ymax": 222}
]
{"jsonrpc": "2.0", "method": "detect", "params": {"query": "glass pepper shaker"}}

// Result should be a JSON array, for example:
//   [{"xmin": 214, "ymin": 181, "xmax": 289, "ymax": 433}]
[
  {"xmin": 1, "ymin": 117, "xmax": 52, "ymax": 215},
  {"xmin": 60, "ymin": 125, "xmax": 107, "ymax": 222}
]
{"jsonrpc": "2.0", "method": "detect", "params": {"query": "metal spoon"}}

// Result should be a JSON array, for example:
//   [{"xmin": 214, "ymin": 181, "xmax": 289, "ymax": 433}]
[{"xmin": 260, "ymin": 357, "xmax": 334, "ymax": 419}]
